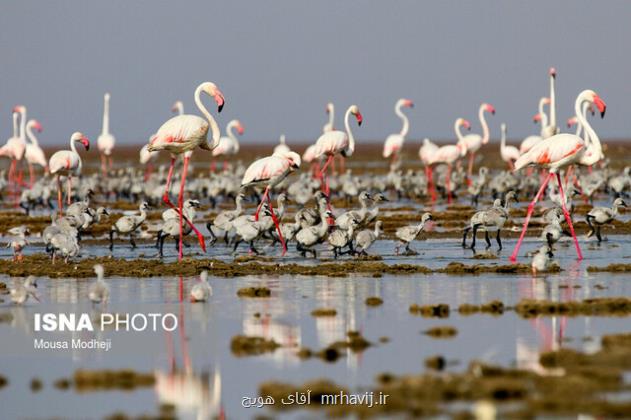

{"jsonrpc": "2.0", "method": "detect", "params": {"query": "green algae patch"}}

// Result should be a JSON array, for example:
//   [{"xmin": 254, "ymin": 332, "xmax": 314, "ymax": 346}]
[
  {"xmin": 237, "ymin": 287, "xmax": 272, "ymax": 298},
  {"xmin": 410, "ymin": 303, "xmax": 450, "ymax": 318},
  {"xmin": 515, "ymin": 297, "xmax": 631, "ymax": 318},
  {"xmin": 311, "ymin": 308, "xmax": 337, "ymax": 317},
  {"xmin": 72, "ymin": 369, "xmax": 155, "ymax": 392},
  {"xmin": 423, "ymin": 326, "xmax": 458, "ymax": 338},
  {"xmin": 365, "ymin": 296, "xmax": 383, "ymax": 306},
  {"xmin": 588, "ymin": 263, "xmax": 631, "ymax": 272},
  {"xmin": 230, "ymin": 335, "xmax": 280, "ymax": 357}
]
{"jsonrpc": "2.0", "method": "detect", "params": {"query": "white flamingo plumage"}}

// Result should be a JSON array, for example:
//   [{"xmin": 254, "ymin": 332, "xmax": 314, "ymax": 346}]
[
  {"xmin": 313, "ymin": 105, "xmax": 362, "ymax": 204},
  {"xmin": 419, "ymin": 138, "xmax": 439, "ymax": 200},
  {"xmin": 241, "ymin": 150, "xmax": 301, "ymax": 255},
  {"xmin": 0, "ymin": 106, "xmax": 28, "ymax": 190},
  {"xmin": 24, "ymin": 119, "xmax": 48, "ymax": 185},
  {"xmin": 460, "ymin": 103, "xmax": 495, "ymax": 179},
  {"xmin": 323, "ymin": 102, "xmax": 335, "ymax": 133},
  {"xmin": 427, "ymin": 118, "xmax": 470, "ymax": 204},
  {"xmin": 510, "ymin": 89, "xmax": 607, "ymax": 262},
  {"xmin": 541, "ymin": 68, "xmax": 559, "ymax": 139},
  {"xmin": 147, "ymin": 82, "xmax": 225, "ymax": 261},
  {"xmin": 520, "ymin": 97, "xmax": 550, "ymax": 154},
  {"xmin": 97, "ymin": 93, "xmax": 116, "ymax": 174},
  {"xmin": 383, "ymin": 98, "xmax": 414, "ymax": 163},
  {"xmin": 49, "ymin": 132, "xmax": 90, "ymax": 214},
  {"xmin": 499, "ymin": 123, "xmax": 520, "ymax": 170},
  {"xmin": 212, "ymin": 119, "xmax": 244, "ymax": 169}
]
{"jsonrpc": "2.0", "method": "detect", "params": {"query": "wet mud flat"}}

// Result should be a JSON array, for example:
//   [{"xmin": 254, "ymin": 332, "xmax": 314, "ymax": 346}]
[{"xmin": 258, "ymin": 332, "xmax": 631, "ymax": 418}]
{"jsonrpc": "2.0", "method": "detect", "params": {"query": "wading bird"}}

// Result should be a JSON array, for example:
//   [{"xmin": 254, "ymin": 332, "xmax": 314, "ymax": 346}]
[
  {"xmin": 48, "ymin": 132, "xmax": 90, "ymax": 214},
  {"xmin": 97, "ymin": 93, "xmax": 116, "ymax": 174}
]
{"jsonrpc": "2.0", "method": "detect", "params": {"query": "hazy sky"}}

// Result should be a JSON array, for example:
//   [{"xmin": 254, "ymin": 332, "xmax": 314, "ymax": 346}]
[{"xmin": 2, "ymin": 1, "xmax": 630, "ymax": 146}]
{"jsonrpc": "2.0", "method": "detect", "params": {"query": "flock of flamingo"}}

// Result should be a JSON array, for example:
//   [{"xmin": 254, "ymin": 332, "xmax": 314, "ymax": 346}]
[{"xmin": 1, "ymin": 67, "xmax": 628, "ymax": 276}]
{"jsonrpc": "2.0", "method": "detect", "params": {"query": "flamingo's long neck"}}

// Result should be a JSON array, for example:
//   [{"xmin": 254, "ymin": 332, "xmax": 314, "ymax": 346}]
[
  {"xmin": 479, "ymin": 105, "xmax": 490, "ymax": 144},
  {"xmin": 102, "ymin": 95, "xmax": 110, "ymax": 135},
  {"xmin": 500, "ymin": 124, "xmax": 507, "ymax": 151},
  {"xmin": 195, "ymin": 85, "xmax": 220, "ymax": 149},
  {"xmin": 396, "ymin": 103, "xmax": 410, "ymax": 137},
  {"xmin": 327, "ymin": 104, "xmax": 335, "ymax": 129},
  {"xmin": 226, "ymin": 120, "xmax": 238, "ymax": 141},
  {"xmin": 235, "ymin": 197, "xmax": 244, "ymax": 213},
  {"xmin": 26, "ymin": 121, "xmax": 39, "ymax": 146},
  {"xmin": 344, "ymin": 107, "xmax": 356, "ymax": 156},
  {"xmin": 576, "ymin": 92, "xmax": 601, "ymax": 165},
  {"xmin": 454, "ymin": 121, "xmax": 465, "ymax": 143},
  {"xmin": 538, "ymin": 98, "xmax": 549, "ymax": 131},
  {"xmin": 19, "ymin": 108, "xmax": 27, "ymax": 143},
  {"xmin": 12, "ymin": 113, "xmax": 18, "ymax": 138},
  {"xmin": 579, "ymin": 101, "xmax": 590, "ymax": 143},
  {"xmin": 176, "ymin": 103, "xmax": 184, "ymax": 116},
  {"xmin": 549, "ymin": 75, "xmax": 557, "ymax": 131}
]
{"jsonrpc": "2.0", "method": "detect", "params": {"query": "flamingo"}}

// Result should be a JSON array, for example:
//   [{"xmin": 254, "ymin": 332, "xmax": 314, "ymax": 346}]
[
  {"xmin": 499, "ymin": 123, "xmax": 520, "ymax": 170},
  {"xmin": 171, "ymin": 100, "xmax": 184, "ymax": 115},
  {"xmin": 273, "ymin": 134, "xmax": 291, "ymax": 155},
  {"xmin": 140, "ymin": 101, "xmax": 183, "ymax": 180},
  {"xmin": 541, "ymin": 68, "xmax": 559, "ymax": 139},
  {"xmin": 510, "ymin": 89, "xmax": 606, "ymax": 262},
  {"xmin": 383, "ymin": 98, "xmax": 414, "ymax": 165},
  {"xmin": 97, "ymin": 93, "xmax": 116, "ymax": 174},
  {"xmin": 240, "ymin": 149, "xmax": 301, "ymax": 255},
  {"xmin": 419, "ymin": 138, "xmax": 439, "ymax": 200},
  {"xmin": 313, "ymin": 105, "xmax": 362, "ymax": 204},
  {"xmin": 323, "ymin": 102, "xmax": 335, "ymax": 132},
  {"xmin": 147, "ymin": 82, "xmax": 225, "ymax": 261},
  {"xmin": 48, "ymin": 132, "xmax": 90, "ymax": 214},
  {"xmin": 520, "ymin": 97, "xmax": 550, "ymax": 154},
  {"xmin": 24, "ymin": 119, "xmax": 48, "ymax": 186},
  {"xmin": 0, "ymin": 106, "xmax": 28, "ymax": 190},
  {"xmin": 460, "ymin": 103, "xmax": 495, "ymax": 179},
  {"xmin": 427, "ymin": 118, "xmax": 470, "ymax": 204},
  {"xmin": 212, "ymin": 119, "xmax": 244, "ymax": 170}
]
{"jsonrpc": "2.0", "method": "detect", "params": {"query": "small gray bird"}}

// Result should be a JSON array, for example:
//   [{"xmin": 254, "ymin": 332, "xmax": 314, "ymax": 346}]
[
  {"xmin": 586, "ymin": 198, "xmax": 627, "ymax": 243},
  {"xmin": 190, "ymin": 270, "xmax": 213, "ymax": 302},
  {"xmin": 395, "ymin": 212, "xmax": 432, "ymax": 255},
  {"xmin": 355, "ymin": 220, "xmax": 383, "ymax": 256}
]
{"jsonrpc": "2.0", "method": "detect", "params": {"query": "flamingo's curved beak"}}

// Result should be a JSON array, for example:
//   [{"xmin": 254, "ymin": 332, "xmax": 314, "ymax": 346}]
[
  {"xmin": 81, "ymin": 137, "xmax": 90, "ymax": 151},
  {"xmin": 567, "ymin": 117, "xmax": 576, "ymax": 128},
  {"xmin": 34, "ymin": 121, "xmax": 43, "ymax": 132},
  {"xmin": 405, "ymin": 99, "xmax": 414, "ymax": 108},
  {"xmin": 355, "ymin": 112, "xmax": 363, "ymax": 126},
  {"xmin": 593, "ymin": 94, "xmax": 606, "ymax": 118},
  {"xmin": 463, "ymin": 120, "xmax": 471, "ymax": 130},
  {"xmin": 215, "ymin": 92, "xmax": 225, "ymax": 113},
  {"xmin": 236, "ymin": 125, "xmax": 245, "ymax": 135},
  {"xmin": 486, "ymin": 104, "xmax": 496, "ymax": 115},
  {"xmin": 549, "ymin": 67, "xmax": 556, "ymax": 78},
  {"xmin": 533, "ymin": 114, "xmax": 541, "ymax": 123}
]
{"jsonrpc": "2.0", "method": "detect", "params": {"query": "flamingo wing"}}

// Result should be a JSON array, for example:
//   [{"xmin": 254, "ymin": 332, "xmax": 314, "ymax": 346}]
[
  {"xmin": 49, "ymin": 150, "xmax": 79, "ymax": 174},
  {"xmin": 383, "ymin": 134, "xmax": 403, "ymax": 158},
  {"xmin": 514, "ymin": 134, "xmax": 584, "ymax": 171},
  {"xmin": 314, "ymin": 130, "xmax": 347, "ymax": 158},
  {"xmin": 149, "ymin": 115, "xmax": 209, "ymax": 152},
  {"xmin": 241, "ymin": 156, "xmax": 288, "ymax": 186}
]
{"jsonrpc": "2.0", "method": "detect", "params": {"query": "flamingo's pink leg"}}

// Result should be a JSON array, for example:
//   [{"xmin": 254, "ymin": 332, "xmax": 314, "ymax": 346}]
[
  {"xmin": 267, "ymin": 194, "xmax": 287, "ymax": 256},
  {"xmin": 556, "ymin": 173, "xmax": 583, "ymax": 260},
  {"xmin": 177, "ymin": 155, "xmax": 205, "ymax": 260},
  {"xmin": 66, "ymin": 176, "xmax": 72, "ymax": 205},
  {"xmin": 100, "ymin": 153, "xmax": 107, "ymax": 176},
  {"xmin": 446, "ymin": 164, "xmax": 452, "ymax": 205},
  {"xmin": 56, "ymin": 174, "xmax": 63, "ymax": 216},
  {"xmin": 339, "ymin": 156, "xmax": 345, "ymax": 174},
  {"xmin": 510, "ymin": 172, "xmax": 555, "ymax": 262},
  {"xmin": 254, "ymin": 186, "xmax": 271, "ymax": 221},
  {"xmin": 467, "ymin": 152, "xmax": 475, "ymax": 184},
  {"xmin": 28, "ymin": 163, "xmax": 34, "ymax": 188},
  {"xmin": 428, "ymin": 166, "xmax": 436, "ymax": 202},
  {"xmin": 163, "ymin": 156, "xmax": 204, "ymax": 253}
]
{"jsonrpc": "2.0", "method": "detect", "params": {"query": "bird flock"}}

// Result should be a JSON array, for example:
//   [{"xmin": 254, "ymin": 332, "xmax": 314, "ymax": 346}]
[{"xmin": 1, "ymin": 66, "xmax": 630, "ymax": 286}]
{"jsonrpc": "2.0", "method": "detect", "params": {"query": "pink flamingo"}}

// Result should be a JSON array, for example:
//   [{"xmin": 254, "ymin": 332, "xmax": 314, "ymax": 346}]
[
  {"xmin": 0, "ymin": 106, "xmax": 28, "ymax": 190},
  {"xmin": 48, "ymin": 132, "xmax": 90, "ymax": 214},
  {"xmin": 302, "ymin": 144, "xmax": 319, "ymax": 177},
  {"xmin": 510, "ymin": 89, "xmax": 606, "ymax": 262},
  {"xmin": 147, "ymin": 82, "xmax": 225, "ymax": 261},
  {"xmin": 383, "ymin": 98, "xmax": 414, "ymax": 165},
  {"xmin": 241, "ymin": 149, "xmax": 301, "ymax": 255},
  {"xmin": 97, "ymin": 93, "xmax": 116, "ymax": 175},
  {"xmin": 499, "ymin": 123, "xmax": 520, "ymax": 170},
  {"xmin": 313, "ymin": 105, "xmax": 362, "ymax": 202},
  {"xmin": 212, "ymin": 119, "xmax": 244, "ymax": 170},
  {"xmin": 427, "ymin": 118, "xmax": 470, "ymax": 204},
  {"xmin": 520, "ymin": 97, "xmax": 550, "ymax": 154},
  {"xmin": 24, "ymin": 119, "xmax": 48, "ymax": 186},
  {"xmin": 419, "ymin": 138, "xmax": 439, "ymax": 200},
  {"xmin": 460, "ymin": 103, "xmax": 495, "ymax": 180}
]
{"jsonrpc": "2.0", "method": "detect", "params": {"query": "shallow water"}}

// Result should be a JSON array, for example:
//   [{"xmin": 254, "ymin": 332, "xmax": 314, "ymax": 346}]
[{"xmin": 1, "ymin": 269, "xmax": 630, "ymax": 419}]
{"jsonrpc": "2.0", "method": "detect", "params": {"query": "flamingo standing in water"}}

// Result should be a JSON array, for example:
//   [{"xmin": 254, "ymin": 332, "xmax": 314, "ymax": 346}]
[
  {"xmin": 499, "ymin": 123, "xmax": 520, "ymax": 170},
  {"xmin": 419, "ymin": 138, "xmax": 439, "ymax": 200},
  {"xmin": 0, "ymin": 111, "xmax": 21, "ymax": 189},
  {"xmin": 428, "ymin": 118, "xmax": 470, "ymax": 204},
  {"xmin": 212, "ymin": 119, "xmax": 244, "ymax": 170},
  {"xmin": 383, "ymin": 98, "xmax": 414, "ymax": 165},
  {"xmin": 541, "ymin": 68, "xmax": 559, "ymax": 139},
  {"xmin": 241, "ymin": 150, "xmax": 301, "ymax": 255},
  {"xmin": 460, "ymin": 103, "xmax": 495, "ymax": 180},
  {"xmin": 140, "ymin": 101, "xmax": 183, "ymax": 180},
  {"xmin": 24, "ymin": 119, "xmax": 48, "ymax": 186},
  {"xmin": 510, "ymin": 89, "xmax": 606, "ymax": 262},
  {"xmin": 147, "ymin": 82, "xmax": 225, "ymax": 261},
  {"xmin": 97, "ymin": 93, "xmax": 116, "ymax": 175},
  {"xmin": 48, "ymin": 132, "xmax": 90, "ymax": 214},
  {"xmin": 313, "ymin": 105, "xmax": 362, "ymax": 203}
]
